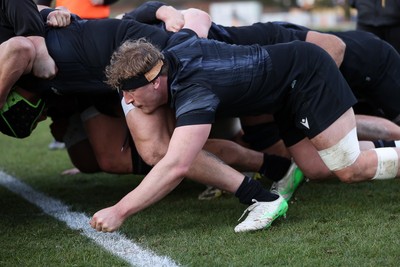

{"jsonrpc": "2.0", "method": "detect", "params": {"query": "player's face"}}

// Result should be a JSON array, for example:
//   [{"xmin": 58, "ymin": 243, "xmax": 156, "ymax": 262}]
[{"xmin": 123, "ymin": 83, "xmax": 161, "ymax": 114}]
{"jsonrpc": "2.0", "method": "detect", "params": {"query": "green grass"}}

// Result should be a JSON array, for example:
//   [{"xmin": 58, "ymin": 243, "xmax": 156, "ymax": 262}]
[{"xmin": 1, "ymin": 120, "xmax": 400, "ymax": 266}]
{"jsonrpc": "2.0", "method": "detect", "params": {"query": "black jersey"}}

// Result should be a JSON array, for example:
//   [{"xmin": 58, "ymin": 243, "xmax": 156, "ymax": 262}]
[
  {"xmin": 18, "ymin": 17, "xmax": 169, "ymax": 96},
  {"xmin": 164, "ymin": 29, "xmax": 356, "ymax": 142},
  {"xmin": 0, "ymin": 0, "xmax": 45, "ymax": 43},
  {"xmin": 164, "ymin": 29, "xmax": 274, "ymax": 126},
  {"xmin": 209, "ymin": 21, "xmax": 400, "ymax": 119}
]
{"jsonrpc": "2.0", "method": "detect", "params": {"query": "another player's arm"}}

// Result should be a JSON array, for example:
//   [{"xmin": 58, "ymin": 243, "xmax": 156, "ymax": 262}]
[
  {"xmin": 305, "ymin": 31, "xmax": 346, "ymax": 67},
  {"xmin": 123, "ymin": 2, "xmax": 209, "ymax": 34},
  {"xmin": 155, "ymin": 4, "xmax": 184, "ymax": 32},
  {"xmin": 181, "ymin": 8, "xmax": 211, "ymax": 38},
  {"xmin": 38, "ymin": 5, "xmax": 72, "ymax": 27}
]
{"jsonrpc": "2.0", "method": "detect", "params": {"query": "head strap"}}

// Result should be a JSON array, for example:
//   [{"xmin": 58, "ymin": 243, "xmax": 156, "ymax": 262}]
[{"xmin": 120, "ymin": 60, "xmax": 164, "ymax": 91}]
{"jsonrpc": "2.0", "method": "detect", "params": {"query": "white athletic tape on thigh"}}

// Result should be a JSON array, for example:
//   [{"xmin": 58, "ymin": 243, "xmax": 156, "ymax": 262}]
[
  {"xmin": 121, "ymin": 97, "xmax": 135, "ymax": 116},
  {"xmin": 64, "ymin": 113, "xmax": 87, "ymax": 148},
  {"xmin": 372, "ymin": 147, "xmax": 398, "ymax": 179},
  {"xmin": 80, "ymin": 106, "xmax": 100, "ymax": 122},
  {"xmin": 318, "ymin": 127, "xmax": 360, "ymax": 171},
  {"xmin": 395, "ymin": 141, "xmax": 400, "ymax": 147}
]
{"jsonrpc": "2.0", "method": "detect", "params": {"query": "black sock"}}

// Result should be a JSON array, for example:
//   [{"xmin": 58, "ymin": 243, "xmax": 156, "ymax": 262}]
[
  {"xmin": 373, "ymin": 140, "xmax": 396, "ymax": 148},
  {"xmin": 234, "ymin": 176, "xmax": 279, "ymax": 205},
  {"xmin": 259, "ymin": 153, "xmax": 291, "ymax": 181}
]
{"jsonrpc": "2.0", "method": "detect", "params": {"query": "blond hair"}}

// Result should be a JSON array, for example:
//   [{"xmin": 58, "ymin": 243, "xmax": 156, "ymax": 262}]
[{"xmin": 105, "ymin": 38, "xmax": 165, "ymax": 90}]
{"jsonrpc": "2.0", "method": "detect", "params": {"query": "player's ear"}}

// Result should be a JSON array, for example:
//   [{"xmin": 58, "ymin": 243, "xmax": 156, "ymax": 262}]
[{"xmin": 152, "ymin": 77, "xmax": 161, "ymax": 89}]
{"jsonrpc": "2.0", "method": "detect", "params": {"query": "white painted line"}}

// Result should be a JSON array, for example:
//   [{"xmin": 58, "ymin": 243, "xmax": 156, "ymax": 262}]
[{"xmin": 0, "ymin": 170, "xmax": 179, "ymax": 267}]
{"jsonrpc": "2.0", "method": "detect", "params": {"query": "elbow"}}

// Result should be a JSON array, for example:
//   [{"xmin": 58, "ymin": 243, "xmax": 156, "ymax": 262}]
[
  {"xmin": 172, "ymin": 163, "xmax": 191, "ymax": 178},
  {"xmin": 184, "ymin": 8, "xmax": 211, "ymax": 38}
]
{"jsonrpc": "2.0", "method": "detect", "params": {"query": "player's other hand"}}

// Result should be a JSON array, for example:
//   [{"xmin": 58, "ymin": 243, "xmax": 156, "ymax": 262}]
[
  {"xmin": 156, "ymin": 5, "xmax": 184, "ymax": 33},
  {"xmin": 47, "ymin": 9, "xmax": 71, "ymax": 27}
]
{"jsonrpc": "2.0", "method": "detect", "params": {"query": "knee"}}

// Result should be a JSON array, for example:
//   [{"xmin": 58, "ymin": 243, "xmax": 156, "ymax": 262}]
[
  {"xmin": 96, "ymin": 155, "xmax": 132, "ymax": 174},
  {"xmin": 140, "ymin": 149, "xmax": 165, "ymax": 166},
  {"xmin": 302, "ymin": 168, "xmax": 331, "ymax": 180},
  {"xmin": 335, "ymin": 170, "xmax": 358, "ymax": 184},
  {"xmin": 70, "ymin": 159, "xmax": 100, "ymax": 174},
  {"xmin": 7, "ymin": 37, "xmax": 35, "ymax": 58},
  {"xmin": 97, "ymin": 158, "xmax": 116, "ymax": 173}
]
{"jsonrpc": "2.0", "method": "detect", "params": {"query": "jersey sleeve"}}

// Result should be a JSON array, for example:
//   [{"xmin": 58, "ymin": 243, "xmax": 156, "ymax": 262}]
[
  {"xmin": 172, "ymin": 84, "xmax": 219, "ymax": 127},
  {"xmin": 36, "ymin": 0, "xmax": 52, "ymax": 5},
  {"xmin": 121, "ymin": 20, "xmax": 170, "ymax": 49},
  {"xmin": 208, "ymin": 22, "xmax": 307, "ymax": 46},
  {"xmin": 122, "ymin": 1, "xmax": 166, "ymax": 24}
]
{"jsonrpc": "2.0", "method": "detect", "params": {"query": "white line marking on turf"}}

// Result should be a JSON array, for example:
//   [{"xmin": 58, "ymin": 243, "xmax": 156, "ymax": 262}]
[{"xmin": 0, "ymin": 170, "xmax": 179, "ymax": 267}]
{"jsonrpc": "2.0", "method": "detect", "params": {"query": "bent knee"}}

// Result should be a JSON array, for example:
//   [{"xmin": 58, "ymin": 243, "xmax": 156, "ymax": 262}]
[
  {"xmin": 335, "ymin": 171, "xmax": 358, "ymax": 184},
  {"xmin": 140, "ymin": 150, "xmax": 165, "ymax": 166},
  {"xmin": 8, "ymin": 37, "xmax": 35, "ymax": 57}
]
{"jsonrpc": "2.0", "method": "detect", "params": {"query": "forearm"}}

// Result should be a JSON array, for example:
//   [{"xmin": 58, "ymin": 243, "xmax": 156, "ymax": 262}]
[
  {"xmin": 115, "ymin": 159, "xmax": 185, "ymax": 219},
  {"xmin": 90, "ymin": 155, "xmax": 185, "ymax": 232}
]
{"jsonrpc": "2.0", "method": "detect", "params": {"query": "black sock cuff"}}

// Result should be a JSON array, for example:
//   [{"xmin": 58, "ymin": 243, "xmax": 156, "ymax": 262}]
[
  {"xmin": 373, "ymin": 140, "xmax": 396, "ymax": 148},
  {"xmin": 259, "ymin": 154, "xmax": 291, "ymax": 182},
  {"xmin": 235, "ymin": 176, "xmax": 278, "ymax": 205}
]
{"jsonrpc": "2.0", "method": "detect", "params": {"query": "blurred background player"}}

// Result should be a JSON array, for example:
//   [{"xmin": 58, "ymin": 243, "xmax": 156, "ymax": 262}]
[{"xmin": 350, "ymin": 0, "xmax": 400, "ymax": 53}]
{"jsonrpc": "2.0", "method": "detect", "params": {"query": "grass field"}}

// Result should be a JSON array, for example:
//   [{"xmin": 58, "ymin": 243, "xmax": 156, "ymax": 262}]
[{"xmin": 1, "ymin": 120, "xmax": 400, "ymax": 266}]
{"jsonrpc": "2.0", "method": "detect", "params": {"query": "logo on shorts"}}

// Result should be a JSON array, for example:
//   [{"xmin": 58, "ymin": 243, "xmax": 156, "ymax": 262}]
[
  {"xmin": 300, "ymin": 117, "xmax": 309, "ymax": 129},
  {"xmin": 50, "ymin": 86, "xmax": 61, "ymax": 95}
]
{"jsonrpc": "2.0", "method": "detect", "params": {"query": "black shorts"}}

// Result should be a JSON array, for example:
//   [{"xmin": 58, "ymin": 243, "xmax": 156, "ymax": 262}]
[
  {"xmin": 265, "ymin": 41, "xmax": 357, "ymax": 147},
  {"xmin": 336, "ymin": 30, "xmax": 400, "ymax": 119}
]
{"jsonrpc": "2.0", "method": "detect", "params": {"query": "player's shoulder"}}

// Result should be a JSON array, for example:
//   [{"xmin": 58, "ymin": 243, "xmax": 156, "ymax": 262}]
[{"xmin": 165, "ymin": 29, "xmax": 198, "ymax": 50}]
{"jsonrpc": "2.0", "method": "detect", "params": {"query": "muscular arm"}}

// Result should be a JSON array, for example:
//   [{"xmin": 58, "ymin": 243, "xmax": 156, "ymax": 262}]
[
  {"xmin": 90, "ymin": 122, "xmax": 212, "ymax": 232},
  {"xmin": 305, "ymin": 31, "xmax": 346, "ymax": 67},
  {"xmin": 122, "ymin": 2, "xmax": 189, "ymax": 33},
  {"xmin": 90, "ymin": 105, "xmax": 245, "ymax": 232}
]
